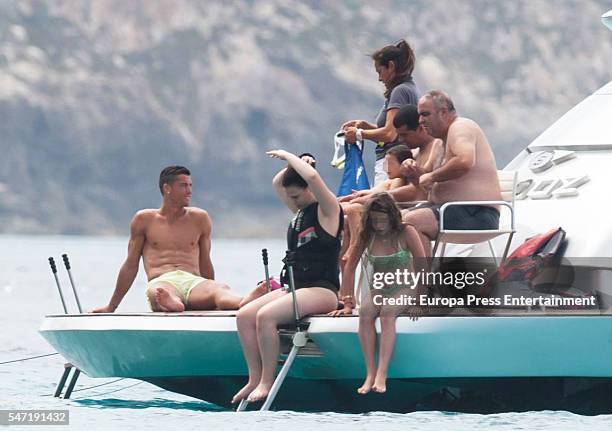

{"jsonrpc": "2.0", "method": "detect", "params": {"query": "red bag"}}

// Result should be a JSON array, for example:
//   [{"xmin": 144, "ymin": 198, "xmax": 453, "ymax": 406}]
[{"xmin": 482, "ymin": 227, "xmax": 566, "ymax": 296}]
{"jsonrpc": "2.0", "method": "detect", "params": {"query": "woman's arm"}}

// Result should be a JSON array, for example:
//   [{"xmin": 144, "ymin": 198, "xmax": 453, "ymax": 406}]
[
  {"xmin": 348, "ymin": 179, "xmax": 393, "ymax": 205},
  {"xmin": 267, "ymin": 150, "xmax": 339, "ymax": 218},
  {"xmin": 329, "ymin": 241, "xmax": 366, "ymax": 316},
  {"xmin": 344, "ymin": 108, "xmax": 400, "ymax": 144},
  {"xmin": 356, "ymin": 120, "xmax": 377, "ymax": 130},
  {"xmin": 272, "ymin": 166, "xmax": 298, "ymax": 213},
  {"xmin": 272, "ymin": 154, "xmax": 317, "ymax": 213},
  {"xmin": 342, "ymin": 119, "xmax": 377, "ymax": 131}
]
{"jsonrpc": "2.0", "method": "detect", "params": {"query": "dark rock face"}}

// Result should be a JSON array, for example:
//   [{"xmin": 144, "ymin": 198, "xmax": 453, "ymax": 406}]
[{"xmin": 0, "ymin": 1, "xmax": 610, "ymax": 236}]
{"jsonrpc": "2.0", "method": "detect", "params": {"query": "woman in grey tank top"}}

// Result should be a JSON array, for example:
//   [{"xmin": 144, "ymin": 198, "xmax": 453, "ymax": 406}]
[{"xmin": 341, "ymin": 39, "xmax": 420, "ymax": 186}]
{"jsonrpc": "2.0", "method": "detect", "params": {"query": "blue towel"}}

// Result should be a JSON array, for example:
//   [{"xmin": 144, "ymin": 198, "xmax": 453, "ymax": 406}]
[{"xmin": 337, "ymin": 142, "xmax": 370, "ymax": 197}]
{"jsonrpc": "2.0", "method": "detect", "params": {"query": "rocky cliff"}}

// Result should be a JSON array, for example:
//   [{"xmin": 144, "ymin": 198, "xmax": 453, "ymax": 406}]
[{"xmin": 0, "ymin": 0, "xmax": 610, "ymax": 236}]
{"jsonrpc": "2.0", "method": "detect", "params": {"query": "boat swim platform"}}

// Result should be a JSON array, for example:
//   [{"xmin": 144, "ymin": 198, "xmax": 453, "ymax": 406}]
[{"xmin": 43, "ymin": 307, "xmax": 608, "ymax": 318}]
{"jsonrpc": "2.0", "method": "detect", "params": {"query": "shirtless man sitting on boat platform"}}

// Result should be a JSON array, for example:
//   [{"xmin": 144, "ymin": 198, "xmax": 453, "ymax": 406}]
[
  {"xmin": 92, "ymin": 165, "xmax": 242, "ymax": 313},
  {"xmin": 402, "ymin": 90, "xmax": 502, "ymax": 256}
]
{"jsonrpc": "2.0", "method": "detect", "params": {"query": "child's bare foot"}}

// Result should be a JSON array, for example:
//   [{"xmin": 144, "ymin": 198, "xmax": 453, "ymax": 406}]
[
  {"xmin": 155, "ymin": 287, "xmax": 185, "ymax": 312},
  {"xmin": 247, "ymin": 383, "xmax": 272, "ymax": 402},
  {"xmin": 372, "ymin": 373, "xmax": 387, "ymax": 393},
  {"xmin": 357, "ymin": 375, "xmax": 375, "ymax": 395},
  {"xmin": 231, "ymin": 381, "xmax": 258, "ymax": 404}
]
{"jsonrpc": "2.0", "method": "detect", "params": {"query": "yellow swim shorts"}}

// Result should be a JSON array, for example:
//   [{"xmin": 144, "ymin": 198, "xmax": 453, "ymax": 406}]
[{"xmin": 147, "ymin": 270, "xmax": 207, "ymax": 305}]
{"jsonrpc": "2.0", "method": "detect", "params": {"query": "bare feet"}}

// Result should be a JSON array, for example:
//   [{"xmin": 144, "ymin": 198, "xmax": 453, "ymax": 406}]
[
  {"xmin": 247, "ymin": 383, "xmax": 272, "ymax": 402},
  {"xmin": 155, "ymin": 287, "xmax": 185, "ymax": 312},
  {"xmin": 231, "ymin": 381, "xmax": 258, "ymax": 404},
  {"xmin": 239, "ymin": 281, "xmax": 269, "ymax": 308},
  {"xmin": 372, "ymin": 373, "xmax": 387, "ymax": 393},
  {"xmin": 357, "ymin": 375, "xmax": 375, "ymax": 395}
]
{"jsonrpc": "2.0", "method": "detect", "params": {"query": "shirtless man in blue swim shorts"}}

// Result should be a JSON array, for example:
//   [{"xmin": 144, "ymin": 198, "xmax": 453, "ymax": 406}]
[{"xmin": 92, "ymin": 165, "xmax": 242, "ymax": 313}]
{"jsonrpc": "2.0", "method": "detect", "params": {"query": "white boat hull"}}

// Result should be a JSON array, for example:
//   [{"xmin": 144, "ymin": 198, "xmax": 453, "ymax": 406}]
[{"xmin": 39, "ymin": 311, "xmax": 612, "ymax": 413}]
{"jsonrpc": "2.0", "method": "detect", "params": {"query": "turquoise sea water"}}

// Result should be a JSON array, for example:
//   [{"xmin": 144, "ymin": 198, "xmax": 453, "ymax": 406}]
[{"xmin": 2, "ymin": 235, "xmax": 612, "ymax": 430}]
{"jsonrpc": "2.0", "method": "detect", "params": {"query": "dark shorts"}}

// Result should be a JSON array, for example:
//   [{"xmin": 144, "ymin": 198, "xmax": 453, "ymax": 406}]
[{"xmin": 413, "ymin": 203, "xmax": 500, "ymax": 230}]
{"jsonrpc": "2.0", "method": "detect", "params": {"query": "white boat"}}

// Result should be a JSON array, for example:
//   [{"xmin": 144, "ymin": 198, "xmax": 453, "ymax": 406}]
[{"xmin": 39, "ymin": 11, "xmax": 612, "ymax": 414}]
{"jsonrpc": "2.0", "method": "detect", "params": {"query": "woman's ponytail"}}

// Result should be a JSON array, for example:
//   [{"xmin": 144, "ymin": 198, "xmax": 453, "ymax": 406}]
[{"xmin": 371, "ymin": 39, "xmax": 416, "ymax": 98}]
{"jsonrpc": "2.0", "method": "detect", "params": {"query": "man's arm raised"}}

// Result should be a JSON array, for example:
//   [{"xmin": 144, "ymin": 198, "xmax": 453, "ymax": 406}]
[
  {"xmin": 199, "ymin": 210, "xmax": 215, "ymax": 280},
  {"xmin": 92, "ymin": 212, "xmax": 146, "ymax": 313}
]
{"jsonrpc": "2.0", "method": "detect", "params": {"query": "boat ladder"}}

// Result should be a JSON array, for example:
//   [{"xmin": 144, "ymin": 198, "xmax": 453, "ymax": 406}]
[
  {"xmin": 54, "ymin": 362, "xmax": 81, "ymax": 399},
  {"xmin": 236, "ymin": 326, "xmax": 308, "ymax": 412},
  {"xmin": 236, "ymin": 251, "xmax": 307, "ymax": 412}
]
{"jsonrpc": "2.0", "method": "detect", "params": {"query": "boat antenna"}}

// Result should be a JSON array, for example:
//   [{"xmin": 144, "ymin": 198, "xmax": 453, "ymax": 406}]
[
  {"xmin": 48, "ymin": 256, "xmax": 83, "ymax": 397},
  {"xmin": 62, "ymin": 254, "xmax": 83, "ymax": 313},
  {"xmin": 48, "ymin": 257, "xmax": 68, "ymax": 314}
]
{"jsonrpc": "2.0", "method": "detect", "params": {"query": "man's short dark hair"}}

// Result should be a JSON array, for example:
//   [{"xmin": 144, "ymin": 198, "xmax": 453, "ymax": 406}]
[
  {"xmin": 282, "ymin": 166, "xmax": 308, "ymax": 189},
  {"xmin": 385, "ymin": 145, "xmax": 413, "ymax": 163},
  {"xmin": 159, "ymin": 165, "xmax": 191, "ymax": 194},
  {"xmin": 393, "ymin": 104, "xmax": 420, "ymax": 130}
]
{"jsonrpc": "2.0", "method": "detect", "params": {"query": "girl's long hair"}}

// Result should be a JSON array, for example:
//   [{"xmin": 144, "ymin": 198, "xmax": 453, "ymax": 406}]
[{"xmin": 358, "ymin": 192, "xmax": 404, "ymax": 253}]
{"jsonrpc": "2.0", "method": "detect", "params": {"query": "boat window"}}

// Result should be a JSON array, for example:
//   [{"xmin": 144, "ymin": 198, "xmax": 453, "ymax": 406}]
[{"xmin": 528, "ymin": 84, "xmax": 612, "ymax": 151}]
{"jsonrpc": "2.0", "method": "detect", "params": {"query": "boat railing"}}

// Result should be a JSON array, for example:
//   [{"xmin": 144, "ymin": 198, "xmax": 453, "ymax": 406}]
[{"xmin": 47, "ymin": 254, "xmax": 84, "ymax": 399}]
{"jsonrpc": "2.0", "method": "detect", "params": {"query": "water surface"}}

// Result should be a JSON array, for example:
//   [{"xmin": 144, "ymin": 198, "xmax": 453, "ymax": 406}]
[{"xmin": 1, "ymin": 235, "xmax": 611, "ymax": 430}]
